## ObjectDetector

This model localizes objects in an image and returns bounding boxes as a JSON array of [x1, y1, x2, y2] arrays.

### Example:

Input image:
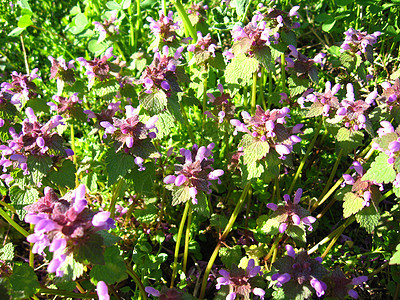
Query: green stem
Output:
[[243, 85, 248, 107], [162, 0, 167, 15], [134, 0, 142, 52], [179, 101, 196, 144], [29, 224, 34, 268], [20, 35, 30, 75], [126, 263, 148, 300], [251, 71, 257, 114], [170, 201, 190, 287], [183, 207, 193, 274], [38, 288, 95, 299], [265, 233, 283, 262], [259, 67, 266, 111], [322, 216, 355, 258], [171, 0, 197, 41], [0, 207, 29, 237], [288, 117, 323, 195], [268, 70, 273, 109], [113, 41, 127, 62], [201, 70, 208, 141], [70, 124, 78, 187], [128, 6, 135, 49], [199, 182, 251, 299], [280, 53, 286, 93], [109, 178, 125, 219]]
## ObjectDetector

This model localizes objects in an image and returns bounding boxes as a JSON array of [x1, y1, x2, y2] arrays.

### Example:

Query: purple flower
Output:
[[205, 84, 235, 124], [326, 269, 368, 299], [216, 259, 265, 299], [164, 144, 224, 205], [97, 281, 110, 300], [272, 245, 328, 298], [93, 11, 119, 43], [48, 56, 75, 85], [340, 28, 381, 54], [146, 10, 180, 42]]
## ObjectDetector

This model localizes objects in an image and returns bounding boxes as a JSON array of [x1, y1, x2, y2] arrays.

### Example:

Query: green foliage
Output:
[[8, 263, 40, 299], [0, 243, 14, 261], [73, 233, 105, 265], [335, 127, 364, 155], [90, 246, 128, 284], [105, 149, 135, 185], [9, 186, 39, 220], [362, 153, 396, 184], [342, 192, 364, 218], [225, 54, 259, 86], [219, 245, 243, 268]]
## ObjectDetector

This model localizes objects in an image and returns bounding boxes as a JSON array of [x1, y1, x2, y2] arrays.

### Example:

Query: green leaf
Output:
[[47, 159, 76, 189], [343, 192, 365, 218], [90, 246, 127, 284], [134, 204, 158, 224], [156, 111, 175, 139], [362, 152, 396, 184], [27, 155, 53, 186], [288, 76, 309, 97], [355, 204, 380, 233], [140, 90, 168, 114], [286, 225, 306, 245], [9, 263, 40, 299], [92, 80, 119, 100], [74, 233, 105, 265], [210, 213, 228, 230], [240, 135, 270, 165], [322, 19, 336, 32], [340, 51, 357, 72], [8, 27, 25, 37], [390, 243, 400, 265], [18, 14, 33, 28], [97, 230, 121, 247], [9, 186, 39, 221], [58, 255, 85, 281], [105, 149, 135, 185], [219, 245, 242, 268], [230, 0, 250, 16], [20, 0, 32, 11], [170, 185, 191, 206], [125, 162, 155, 194], [253, 46, 274, 71], [106, 1, 121, 10], [225, 54, 259, 86], [81, 172, 98, 193], [191, 192, 209, 217], [0, 243, 14, 261], [335, 127, 364, 155], [240, 160, 264, 182], [263, 152, 281, 182]]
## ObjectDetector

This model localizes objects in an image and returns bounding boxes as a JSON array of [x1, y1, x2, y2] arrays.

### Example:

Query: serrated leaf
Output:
[[140, 90, 168, 114], [92, 80, 119, 100], [9, 263, 40, 299], [390, 243, 400, 265], [27, 155, 53, 186], [240, 160, 264, 182], [288, 76, 308, 97], [58, 255, 85, 281], [219, 246, 242, 268], [362, 152, 396, 184], [253, 46, 275, 71], [208, 52, 226, 70], [171, 185, 191, 206], [105, 149, 135, 185], [0, 243, 14, 261], [343, 192, 365, 218], [97, 230, 121, 247], [191, 192, 209, 217], [355, 204, 380, 233], [225, 54, 259, 86], [134, 204, 158, 224], [336, 127, 364, 155], [126, 162, 155, 194], [155, 111, 175, 139], [81, 172, 98, 192], [90, 246, 127, 284], [74, 233, 105, 265], [231, 0, 250, 16], [46, 159, 76, 188], [306, 102, 324, 118], [261, 218, 280, 235], [210, 214, 228, 230], [340, 51, 357, 72], [286, 225, 306, 245], [263, 152, 281, 182], [9, 186, 39, 220], [240, 135, 270, 165]]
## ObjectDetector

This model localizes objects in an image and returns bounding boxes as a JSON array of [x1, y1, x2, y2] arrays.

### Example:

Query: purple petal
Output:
[[97, 281, 110, 300], [175, 174, 187, 186], [286, 245, 296, 258], [145, 286, 160, 297]]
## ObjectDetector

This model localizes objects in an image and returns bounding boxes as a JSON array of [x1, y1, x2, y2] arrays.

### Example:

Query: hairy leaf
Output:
[[362, 152, 396, 184], [343, 192, 364, 218], [9, 186, 39, 220], [90, 246, 127, 284], [225, 54, 259, 86], [9, 263, 40, 299]]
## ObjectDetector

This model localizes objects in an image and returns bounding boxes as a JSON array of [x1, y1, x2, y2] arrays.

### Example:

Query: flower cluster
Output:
[[205, 84, 235, 124], [138, 45, 183, 94], [284, 45, 325, 81], [84, 101, 121, 124], [77, 47, 119, 88], [298, 81, 341, 117], [340, 28, 381, 55], [187, 2, 208, 24], [100, 105, 158, 169], [381, 78, 400, 109], [48, 56, 76, 85], [48, 93, 82, 117], [93, 11, 119, 43], [263, 6, 301, 31], [266, 188, 316, 234], [230, 105, 302, 160], [325, 269, 368, 299], [216, 259, 265, 300], [341, 161, 383, 208], [272, 245, 328, 298], [146, 10, 180, 42], [0, 68, 39, 105], [164, 143, 224, 205], [187, 32, 219, 64], [24, 185, 115, 276], [0, 107, 71, 184]]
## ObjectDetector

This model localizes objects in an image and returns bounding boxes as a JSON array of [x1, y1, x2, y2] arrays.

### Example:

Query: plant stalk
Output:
[[0, 207, 29, 237], [183, 207, 193, 274], [251, 71, 257, 114]]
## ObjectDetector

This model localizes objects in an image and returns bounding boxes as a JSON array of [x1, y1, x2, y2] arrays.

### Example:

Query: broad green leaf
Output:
[[97, 230, 121, 247], [322, 19, 336, 32], [9, 186, 39, 220], [0, 243, 14, 261], [343, 192, 364, 218], [288, 76, 308, 97], [92, 80, 119, 100], [253, 46, 274, 71], [74, 233, 105, 265], [18, 15, 33, 28], [134, 204, 158, 224], [140, 90, 168, 114], [27, 155, 53, 186], [125, 162, 155, 194], [105, 149, 135, 185], [340, 51, 357, 72], [225, 54, 259, 86], [240, 135, 270, 165], [286, 225, 306, 245], [210, 214, 228, 230], [20, 0, 32, 11], [9, 263, 40, 299], [170, 185, 190, 206], [47, 159, 76, 189], [81, 172, 98, 193], [390, 244, 400, 265], [191, 192, 209, 217], [155, 111, 175, 139], [90, 246, 127, 284], [355, 205, 380, 233], [335, 127, 364, 155], [362, 152, 396, 184], [8, 27, 25, 37], [230, 0, 250, 16], [219, 245, 242, 268], [240, 160, 264, 182], [58, 255, 85, 281], [106, 1, 121, 10]]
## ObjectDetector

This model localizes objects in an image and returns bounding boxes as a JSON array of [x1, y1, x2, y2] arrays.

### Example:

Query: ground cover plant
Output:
[[1, 0, 400, 299]]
